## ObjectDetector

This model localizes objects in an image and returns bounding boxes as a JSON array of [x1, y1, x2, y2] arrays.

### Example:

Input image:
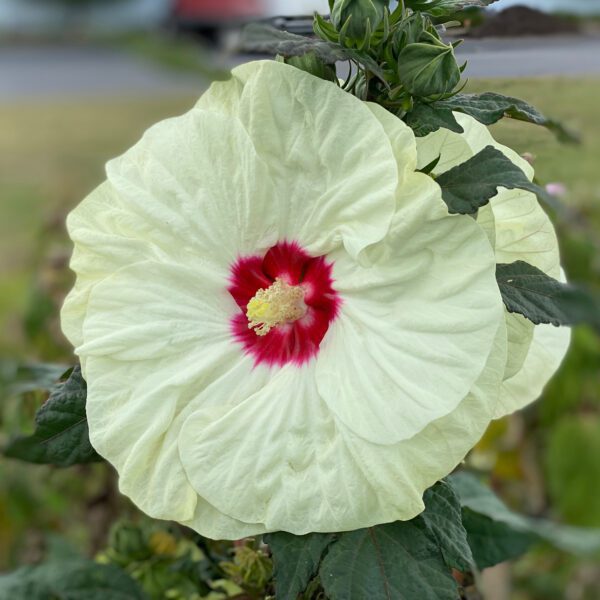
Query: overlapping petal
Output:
[[178, 320, 508, 534], [334, 317, 507, 525], [494, 323, 571, 419], [315, 173, 503, 444], [180, 366, 356, 533], [493, 271, 572, 419], [79, 260, 271, 521], [196, 60, 403, 261], [61, 110, 275, 351], [416, 113, 569, 416]]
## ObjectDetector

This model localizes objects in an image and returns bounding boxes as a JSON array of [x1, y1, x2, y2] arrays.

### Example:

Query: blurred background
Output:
[[1, 1, 599, 598]]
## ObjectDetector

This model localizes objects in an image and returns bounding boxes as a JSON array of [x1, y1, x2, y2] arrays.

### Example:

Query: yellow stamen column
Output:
[[246, 278, 307, 336]]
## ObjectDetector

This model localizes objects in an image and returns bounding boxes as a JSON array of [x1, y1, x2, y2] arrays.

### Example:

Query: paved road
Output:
[[1, 34, 599, 101], [456, 34, 600, 78], [0, 45, 204, 101]]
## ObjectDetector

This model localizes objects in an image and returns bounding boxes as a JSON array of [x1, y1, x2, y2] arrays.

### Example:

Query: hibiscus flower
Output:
[[63, 61, 521, 539]]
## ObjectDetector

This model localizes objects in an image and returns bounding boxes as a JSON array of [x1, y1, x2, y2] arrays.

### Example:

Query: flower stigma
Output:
[[246, 277, 307, 336]]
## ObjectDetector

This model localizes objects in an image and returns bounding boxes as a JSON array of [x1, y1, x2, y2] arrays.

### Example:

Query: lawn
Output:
[[470, 78, 600, 215], [0, 95, 196, 356]]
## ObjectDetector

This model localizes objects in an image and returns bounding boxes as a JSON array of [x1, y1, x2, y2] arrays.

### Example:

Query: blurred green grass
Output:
[[0, 95, 195, 357], [471, 78, 600, 241], [0, 77, 598, 595]]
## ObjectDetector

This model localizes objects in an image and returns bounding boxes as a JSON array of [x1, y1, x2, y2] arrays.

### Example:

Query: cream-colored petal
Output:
[[453, 112, 535, 179], [61, 182, 161, 349], [416, 124, 471, 174], [85, 346, 270, 524], [179, 366, 355, 533], [78, 259, 274, 523], [477, 204, 496, 249], [178, 364, 424, 534], [478, 177, 560, 392], [178, 322, 507, 535], [62, 110, 275, 350], [491, 188, 560, 279], [495, 323, 571, 419], [417, 115, 559, 278], [315, 174, 503, 444], [365, 102, 417, 180], [78, 260, 232, 361], [86, 353, 201, 521], [504, 313, 534, 379], [196, 60, 403, 260], [181, 498, 268, 540], [337, 318, 507, 522], [105, 109, 278, 265], [473, 185, 536, 384], [495, 270, 572, 418]]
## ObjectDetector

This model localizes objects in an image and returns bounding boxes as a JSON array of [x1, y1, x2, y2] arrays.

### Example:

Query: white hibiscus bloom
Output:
[[416, 112, 571, 418], [62, 60, 510, 539]]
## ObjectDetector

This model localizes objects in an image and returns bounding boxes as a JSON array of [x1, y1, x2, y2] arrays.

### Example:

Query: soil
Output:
[[469, 6, 580, 37]]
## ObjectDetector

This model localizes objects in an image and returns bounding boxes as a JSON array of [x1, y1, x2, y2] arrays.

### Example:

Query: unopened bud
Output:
[[109, 522, 151, 563], [331, 0, 388, 42]]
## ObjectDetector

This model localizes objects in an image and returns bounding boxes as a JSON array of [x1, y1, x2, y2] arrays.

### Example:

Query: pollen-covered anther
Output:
[[246, 277, 307, 336]]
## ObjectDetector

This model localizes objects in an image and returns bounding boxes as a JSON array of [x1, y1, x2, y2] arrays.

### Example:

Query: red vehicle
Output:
[[173, 0, 265, 28], [171, 1, 317, 43]]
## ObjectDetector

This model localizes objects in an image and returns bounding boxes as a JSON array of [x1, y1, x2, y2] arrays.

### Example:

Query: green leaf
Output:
[[397, 41, 461, 97], [45, 534, 84, 561], [435, 145, 557, 215], [267, 481, 473, 598], [265, 532, 335, 600], [455, 0, 500, 7], [436, 92, 579, 143], [460, 509, 534, 569], [0, 559, 147, 600], [319, 521, 458, 600], [421, 480, 474, 571], [4, 365, 102, 467], [418, 154, 442, 175], [241, 24, 387, 84], [496, 262, 600, 329], [405, 103, 464, 137], [450, 472, 600, 561], [405, 0, 499, 14]]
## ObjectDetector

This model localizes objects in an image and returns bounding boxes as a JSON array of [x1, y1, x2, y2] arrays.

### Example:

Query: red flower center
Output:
[[228, 241, 341, 367]]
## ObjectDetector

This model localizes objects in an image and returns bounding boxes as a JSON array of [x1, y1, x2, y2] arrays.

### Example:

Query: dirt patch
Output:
[[470, 6, 580, 37]]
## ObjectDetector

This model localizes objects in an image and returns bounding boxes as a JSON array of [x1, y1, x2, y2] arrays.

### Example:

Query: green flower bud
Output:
[[331, 0, 388, 42], [220, 543, 274, 591], [353, 72, 369, 100], [108, 522, 152, 564], [285, 52, 337, 83]]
